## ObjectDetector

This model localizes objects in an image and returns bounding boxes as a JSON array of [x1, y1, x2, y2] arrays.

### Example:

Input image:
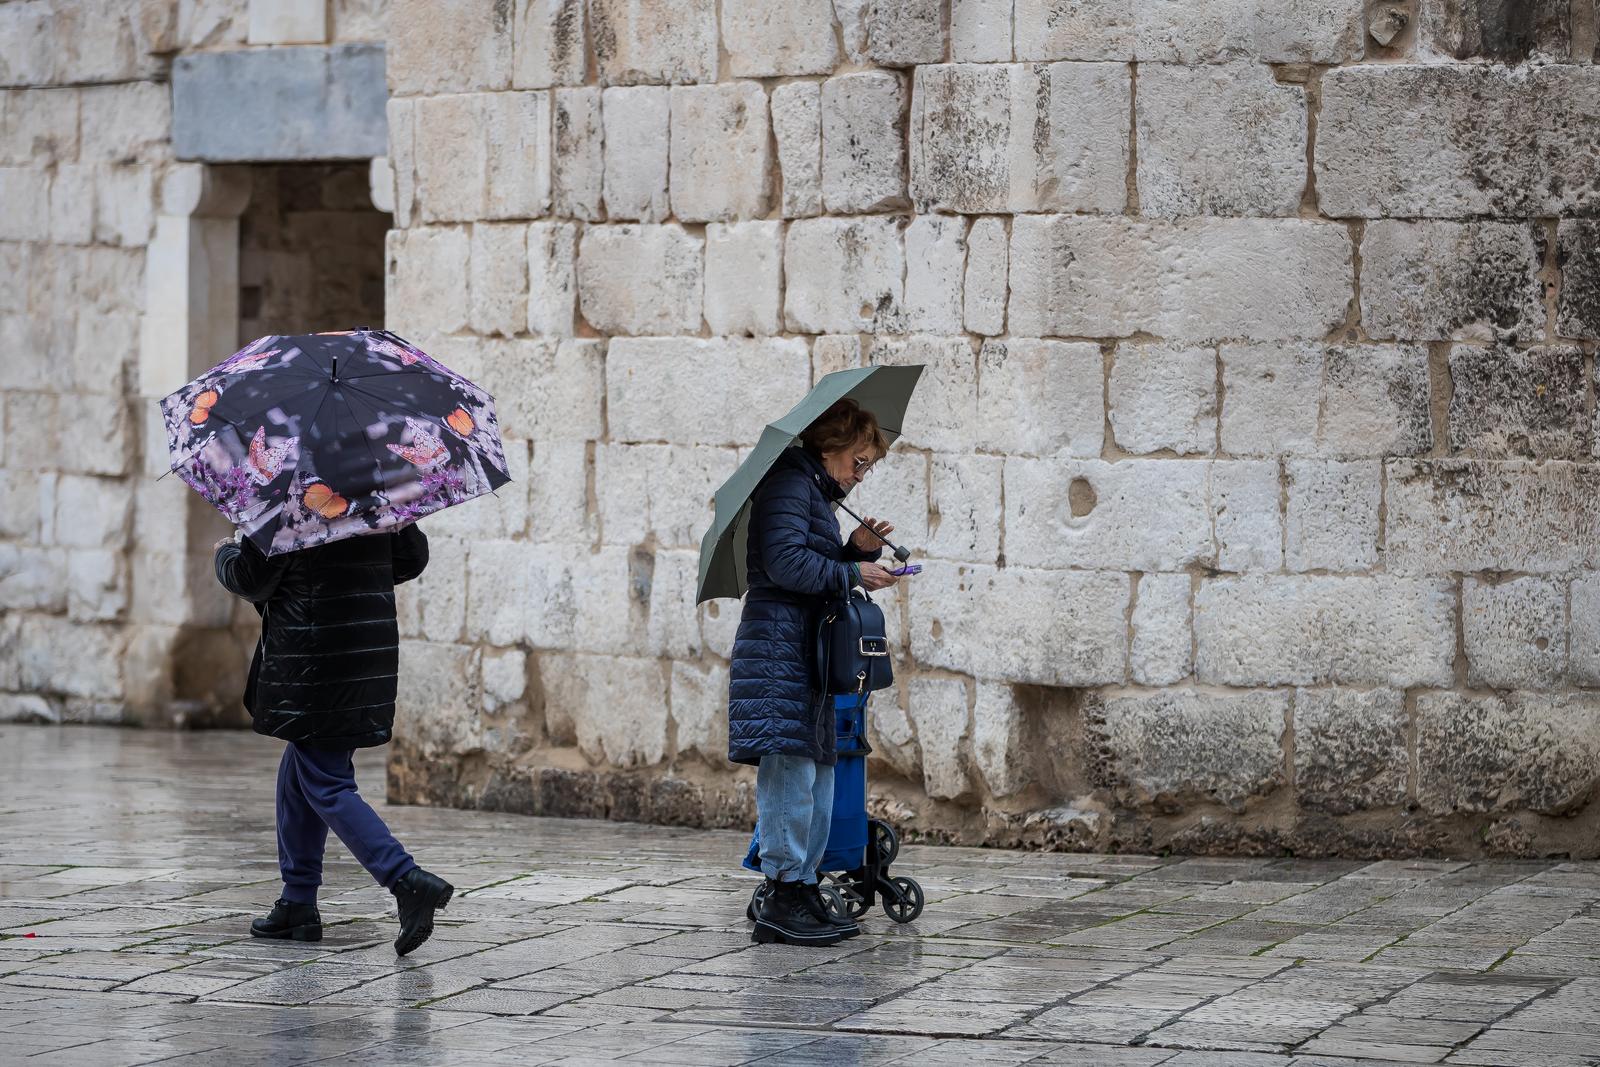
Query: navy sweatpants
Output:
[[276, 743, 415, 904]]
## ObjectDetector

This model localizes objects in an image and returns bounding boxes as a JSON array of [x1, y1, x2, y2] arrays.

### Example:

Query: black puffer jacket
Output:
[[214, 527, 428, 749]]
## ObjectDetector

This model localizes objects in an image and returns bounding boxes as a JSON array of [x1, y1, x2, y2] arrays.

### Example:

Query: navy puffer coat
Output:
[[727, 447, 881, 766]]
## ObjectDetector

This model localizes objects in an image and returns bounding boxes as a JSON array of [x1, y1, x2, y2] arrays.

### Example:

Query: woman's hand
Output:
[[213, 536, 235, 551], [858, 563, 900, 592], [850, 517, 894, 553]]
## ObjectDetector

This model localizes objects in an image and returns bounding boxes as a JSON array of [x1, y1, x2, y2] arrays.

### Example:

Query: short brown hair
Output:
[[800, 399, 890, 460]]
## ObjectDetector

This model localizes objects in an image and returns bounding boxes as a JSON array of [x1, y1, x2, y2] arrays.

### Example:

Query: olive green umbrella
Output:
[[696, 363, 924, 603]]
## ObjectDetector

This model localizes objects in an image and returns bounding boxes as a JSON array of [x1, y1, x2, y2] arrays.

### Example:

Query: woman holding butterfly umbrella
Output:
[[162, 327, 511, 957]]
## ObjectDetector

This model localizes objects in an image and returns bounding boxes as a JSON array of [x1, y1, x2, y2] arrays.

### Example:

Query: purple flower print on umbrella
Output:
[[161, 328, 512, 556]]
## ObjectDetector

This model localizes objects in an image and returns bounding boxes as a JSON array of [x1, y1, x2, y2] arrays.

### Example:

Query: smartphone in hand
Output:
[[889, 564, 922, 577]]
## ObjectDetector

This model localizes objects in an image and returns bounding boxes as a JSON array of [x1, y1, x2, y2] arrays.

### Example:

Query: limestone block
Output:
[[1004, 456, 1213, 571], [910, 62, 1129, 215], [1361, 221, 1544, 343], [964, 218, 1008, 336], [513, 0, 586, 88], [842, 449, 929, 555], [601, 86, 669, 221], [1136, 62, 1305, 218], [976, 339, 1102, 457], [48, 475, 131, 551], [595, 443, 740, 549], [386, 98, 415, 228], [813, 334, 865, 380], [1139, 0, 1364, 62], [1293, 687, 1408, 814], [1463, 576, 1566, 690], [869, 336, 979, 454], [699, 597, 740, 661], [552, 88, 603, 221], [79, 83, 170, 163], [1009, 216, 1351, 341], [472, 337, 602, 441], [396, 535, 466, 642], [973, 682, 1028, 797], [670, 83, 772, 223], [722, 0, 840, 76], [413, 95, 487, 224], [530, 438, 595, 544], [1109, 343, 1216, 456], [67, 549, 127, 622], [704, 221, 781, 337], [643, 548, 702, 658], [0, 168, 50, 241], [14, 616, 124, 700], [0, 546, 66, 613], [527, 221, 579, 337], [0, 87, 78, 164], [900, 216, 966, 336], [1417, 691, 1600, 815], [589, 0, 717, 85], [469, 223, 529, 338], [1449, 345, 1587, 460], [837, 0, 945, 66], [93, 164, 155, 248], [577, 224, 702, 335], [1420, 0, 1577, 61], [557, 653, 671, 767], [1212, 459, 1282, 572], [464, 540, 531, 648], [1285, 459, 1380, 573], [908, 676, 972, 800], [387, 0, 511, 94], [1085, 688, 1287, 811], [0, 695, 55, 724], [395, 641, 483, 756], [386, 227, 469, 337], [606, 336, 810, 447], [783, 216, 903, 333], [483, 91, 552, 220], [1557, 220, 1600, 340], [1131, 572, 1192, 686], [926, 454, 1004, 564], [57, 393, 130, 478], [1573, 574, 1600, 685], [248, 0, 328, 43], [0, 470, 39, 539], [821, 72, 907, 215], [909, 564, 1129, 686], [482, 647, 527, 717], [1319, 345, 1434, 459], [0, 2, 57, 86], [1317, 66, 1600, 218], [1385, 460, 1600, 575], [953, 0, 1014, 61], [671, 659, 729, 762], [771, 82, 822, 219], [1195, 575, 1456, 687], [867, 692, 922, 780]]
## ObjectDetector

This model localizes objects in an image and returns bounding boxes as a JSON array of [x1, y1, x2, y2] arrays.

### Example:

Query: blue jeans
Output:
[[754, 754, 835, 884], [276, 743, 416, 904]]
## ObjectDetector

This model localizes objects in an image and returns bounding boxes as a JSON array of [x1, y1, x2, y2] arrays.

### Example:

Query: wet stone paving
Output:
[[2, 727, 1599, 1066]]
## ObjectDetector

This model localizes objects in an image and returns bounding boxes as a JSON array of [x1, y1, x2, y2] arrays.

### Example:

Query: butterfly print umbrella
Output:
[[161, 328, 511, 556]]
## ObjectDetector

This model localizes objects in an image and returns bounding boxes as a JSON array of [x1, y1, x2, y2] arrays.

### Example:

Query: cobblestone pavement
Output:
[[2, 726, 1598, 1066]]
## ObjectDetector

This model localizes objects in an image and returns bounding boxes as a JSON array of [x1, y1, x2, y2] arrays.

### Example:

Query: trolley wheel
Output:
[[882, 876, 924, 924], [818, 884, 850, 921], [870, 819, 900, 867], [832, 873, 871, 918], [746, 881, 769, 922]]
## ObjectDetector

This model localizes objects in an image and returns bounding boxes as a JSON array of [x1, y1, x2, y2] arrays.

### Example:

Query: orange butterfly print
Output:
[[386, 418, 448, 470], [445, 406, 475, 437], [245, 426, 297, 486], [301, 481, 349, 519], [189, 389, 219, 425]]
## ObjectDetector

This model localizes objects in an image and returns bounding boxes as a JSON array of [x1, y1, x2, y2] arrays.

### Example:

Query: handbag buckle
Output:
[[858, 638, 888, 657]]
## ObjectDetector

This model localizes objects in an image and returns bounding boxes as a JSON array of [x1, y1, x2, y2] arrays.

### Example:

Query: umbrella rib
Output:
[[330, 384, 393, 499]]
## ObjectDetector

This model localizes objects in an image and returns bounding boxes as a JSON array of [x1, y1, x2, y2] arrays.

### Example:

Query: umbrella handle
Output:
[[835, 499, 912, 563]]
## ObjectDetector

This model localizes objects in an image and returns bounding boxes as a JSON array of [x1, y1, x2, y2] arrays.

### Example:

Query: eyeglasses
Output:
[[852, 456, 877, 478]]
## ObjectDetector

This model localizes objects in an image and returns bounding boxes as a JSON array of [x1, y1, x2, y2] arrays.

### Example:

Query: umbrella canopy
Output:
[[696, 363, 924, 603], [161, 328, 512, 556]]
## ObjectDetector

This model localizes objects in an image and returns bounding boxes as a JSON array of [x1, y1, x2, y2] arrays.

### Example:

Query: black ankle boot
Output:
[[803, 882, 861, 939], [752, 879, 844, 947], [391, 867, 453, 957], [250, 898, 322, 942]]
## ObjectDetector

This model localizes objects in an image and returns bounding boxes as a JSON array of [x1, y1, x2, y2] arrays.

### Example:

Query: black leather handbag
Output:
[[814, 578, 894, 698]]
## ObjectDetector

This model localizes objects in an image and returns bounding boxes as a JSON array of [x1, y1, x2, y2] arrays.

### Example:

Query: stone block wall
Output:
[[378, 0, 1600, 859]]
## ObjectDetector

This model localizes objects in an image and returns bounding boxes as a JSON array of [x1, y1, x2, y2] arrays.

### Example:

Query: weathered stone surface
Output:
[[0, 167, 48, 241], [397, 536, 467, 642], [1418, 692, 1600, 815], [1196, 575, 1456, 686], [1137, 63, 1305, 218], [544, 652, 670, 767], [589, 0, 717, 85], [1420, 0, 1577, 61], [704, 221, 781, 337], [783, 216, 903, 333], [975, 340, 1102, 458], [868, 336, 979, 454], [552, 87, 603, 221], [469, 223, 528, 338], [0, 545, 66, 613], [670, 83, 772, 223], [1463, 577, 1567, 690], [415, 92, 551, 222], [973, 682, 1028, 797], [1286, 459, 1381, 573], [1294, 687, 1408, 814], [527, 220, 578, 336], [1109, 343, 1216, 455], [1013, 0, 1135, 59], [1214, 460, 1285, 572], [606, 337, 810, 447], [821, 72, 907, 215], [771, 82, 822, 219], [837, 0, 945, 66], [952, 0, 1014, 61], [910, 63, 1130, 215], [600, 86, 669, 222], [1386, 460, 1600, 575], [596, 445, 739, 549], [1317, 66, 1600, 218], [722, 0, 839, 76], [388, 0, 510, 93], [577, 224, 702, 335], [1131, 573, 1193, 686], [48, 167, 90, 245], [396, 641, 483, 756], [1449, 345, 1587, 459], [1360, 221, 1544, 343], [1086, 689, 1287, 811], [12, 616, 124, 700], [386, 97, 416, 227], [812, 334, 865, 380], [902, 215, 966, 335], [513, 0, 586, 88], [908, 676, 973, 800], [93, 164, 154, 247], [1015, 0, 1363, 61], [79, 83, 169, 163], [0, 87, 78, 164], [1557, 220, 1600, 340], [670, 659, 729, 761], [463, 337, 602, 442], [385, 226, 469, 337], [1010, 216, 1351, 340], [1572, 575, 1600, 686], [925, 454, 1004, 564], [964, 217, 1008, 336], [910, 564, 1130, 686], [1221, 343, 1432, 458]]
